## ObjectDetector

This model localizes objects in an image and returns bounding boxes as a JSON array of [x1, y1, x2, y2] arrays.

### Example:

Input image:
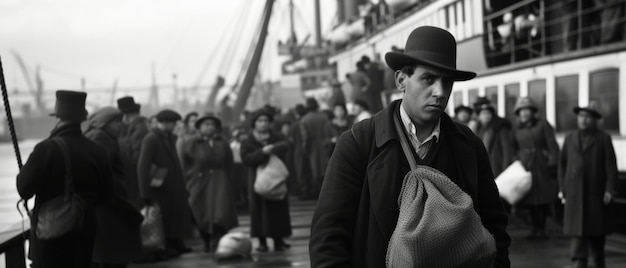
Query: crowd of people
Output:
[[14, 25, 619, 268]]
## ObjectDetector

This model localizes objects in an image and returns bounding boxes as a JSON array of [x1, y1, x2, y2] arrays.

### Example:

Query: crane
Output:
[[10, 50, 46, 114]]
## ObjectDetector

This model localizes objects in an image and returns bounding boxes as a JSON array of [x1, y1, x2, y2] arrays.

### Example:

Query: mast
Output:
[[232, 0, 275, 120], [314, 0, 322, 47]]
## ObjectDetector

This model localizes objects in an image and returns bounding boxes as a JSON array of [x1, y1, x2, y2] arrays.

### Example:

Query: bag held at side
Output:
[[254, 154, 289, 200], [140, 204, 166, 253], [495, 160, 532, 204]]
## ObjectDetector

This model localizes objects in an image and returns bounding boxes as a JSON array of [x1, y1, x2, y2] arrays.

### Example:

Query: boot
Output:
[[256, 237, 269, 252], [274, 238, 291, 251]]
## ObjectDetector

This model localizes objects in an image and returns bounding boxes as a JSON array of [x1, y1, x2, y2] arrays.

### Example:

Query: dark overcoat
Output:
[[558, 129, 617, 236], [240, 131, 293, 238], [119, 116, 149, 208], [17, 123, 114, 268], [299, 111, 330, 180], [84, 127, 143, 263], [512, 119, 560, 205], [477, 117, 515, 176], [179, 134, 238, 234], [309, 100, 511, 268], [137, 129, 193, 239]]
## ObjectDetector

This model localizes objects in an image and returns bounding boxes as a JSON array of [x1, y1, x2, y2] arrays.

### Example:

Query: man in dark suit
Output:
[[17, 90, 114, 268], [117, 96, 149, 208], [310, 26, 511, 267]]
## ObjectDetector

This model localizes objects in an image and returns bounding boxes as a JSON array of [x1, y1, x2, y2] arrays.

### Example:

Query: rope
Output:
[[0, 54, 29, 244]]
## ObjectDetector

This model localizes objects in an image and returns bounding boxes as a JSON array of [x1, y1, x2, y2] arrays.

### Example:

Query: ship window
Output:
[[485, 86, 499, 112], [453, 91, 463, 109], [528, 79, 547, 119], [445, 6, 450, 28], [461, 0, 466, 22], [589, 68, 620, 132], [555, 75, 579, 132], [505, 83, 520, 123], [468, 88, 479, 108]]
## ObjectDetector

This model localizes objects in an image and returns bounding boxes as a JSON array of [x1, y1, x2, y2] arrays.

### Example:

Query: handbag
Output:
[[385, 114, 496, 268], [254, 154, 289, 200], [495, 160, 532, 204], [35, 137, 87, 240], [140, 204, 166, 253]]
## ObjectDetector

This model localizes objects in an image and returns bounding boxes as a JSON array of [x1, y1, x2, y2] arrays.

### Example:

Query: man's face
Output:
[[158, 121, 177, 132], [456, 111, 471, 123], [478, 109, 493, 125], [577, 111, 597, 130], [396, 65, 454, 125], [518, 108, 534, 123]]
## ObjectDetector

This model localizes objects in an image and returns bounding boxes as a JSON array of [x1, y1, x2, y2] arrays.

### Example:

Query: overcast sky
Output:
[[0, 0, 336, 106]]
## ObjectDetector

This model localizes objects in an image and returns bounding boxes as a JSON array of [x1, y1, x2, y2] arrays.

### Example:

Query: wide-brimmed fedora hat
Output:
[[117, 96, 141, 114], [514, 97, 538, 115], [195, 112, 222, 129], [385, 26, 476, 81], [574, 101, 602, 119]]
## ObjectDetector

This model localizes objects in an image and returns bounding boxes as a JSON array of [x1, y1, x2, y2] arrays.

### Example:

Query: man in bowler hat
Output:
[[137, 110, 194, 257], [117, 96, 149, 208], [17, 90, 114, 267], [558, 102, 617, 268], [310, 26, 510, 267]]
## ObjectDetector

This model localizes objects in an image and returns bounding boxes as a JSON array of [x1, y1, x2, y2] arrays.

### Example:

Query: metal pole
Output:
[[0, 55, 23, 169]]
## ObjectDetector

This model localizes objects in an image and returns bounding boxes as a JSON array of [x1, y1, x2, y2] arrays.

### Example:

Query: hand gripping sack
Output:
[[140, 204, 165, 253], [36, 138, 87, 240], [254, 154, 289, 200], [495, 160, 532, 204]]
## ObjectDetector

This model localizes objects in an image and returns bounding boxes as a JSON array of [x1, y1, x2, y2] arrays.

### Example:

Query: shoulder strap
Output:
[[52, 137, 74, 197], [392, 111, 417, 170]]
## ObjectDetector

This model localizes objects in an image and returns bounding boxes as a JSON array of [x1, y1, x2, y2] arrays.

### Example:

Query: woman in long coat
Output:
[[558, 104, 617, 267], [137, 110, 194, 256], [475, 103, 514, 177], [511, 98, 559, 239], [323, 102, 352, 157], [241, 109, 293, 252], [84, 107, 143, 267], [179, 113, 238, 252]]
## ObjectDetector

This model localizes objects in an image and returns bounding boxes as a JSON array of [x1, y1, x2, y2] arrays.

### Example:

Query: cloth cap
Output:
[[50, 90, 88, 121], [385, 26, 476, 81], [514, 97, 538, 115], [87, 107, 122, 129], [116, 96, 141, 114], [155, 109, 182, 122]]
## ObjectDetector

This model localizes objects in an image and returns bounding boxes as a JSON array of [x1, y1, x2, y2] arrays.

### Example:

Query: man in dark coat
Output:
[[17, 90, 114, 268], [361, 55, 385, 113], [475, 102, 515, 177], [84, 107, 143, 266], [558, 102, 617, 268], [117, 96, 149, 208], [137, 110, 193, 256], [298, 98, 331, 199], [310, 26, 510, 267]]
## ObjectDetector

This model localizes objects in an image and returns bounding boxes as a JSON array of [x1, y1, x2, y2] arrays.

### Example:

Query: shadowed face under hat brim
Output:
[[195, 115, 221, 129], [574, 107, 602, 119], [385, 51, 476, 81]]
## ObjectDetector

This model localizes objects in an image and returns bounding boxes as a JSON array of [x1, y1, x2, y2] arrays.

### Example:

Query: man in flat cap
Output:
[[117, 96, 149, 208], [310, 26, 510, 267], [558, 102, 617, 268], [137, 109, 193, 257], [17, 90, 114, 267]]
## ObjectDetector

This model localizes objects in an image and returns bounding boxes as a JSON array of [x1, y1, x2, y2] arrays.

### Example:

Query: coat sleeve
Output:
[[137, 135, 155, 200], [473, 135, 511, 268], [309, 130, 366, 268], [602, 134, 618, 195], [240, 139, 270, 168], [543, 121, 560, 167], [16, 141, 55, 199], [558, 135, 571, 195], [499, 125, 514, 172]]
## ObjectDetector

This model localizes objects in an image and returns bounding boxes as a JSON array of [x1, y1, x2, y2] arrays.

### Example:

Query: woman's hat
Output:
[[573, 101, 602, 119], [116, 96, 141, 114], [250, 108, 274, 128], [195, 112, 222, 129], [385, 26, 476, 81], [49, 90, 88, 121], [475, 103, 496, 115], [454, 105, 473, 115], [155, 109, 182, 122], [514, 97, 538, 115]]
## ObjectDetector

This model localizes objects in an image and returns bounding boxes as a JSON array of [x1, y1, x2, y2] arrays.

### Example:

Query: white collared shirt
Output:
[[400, 101, 440, 159]]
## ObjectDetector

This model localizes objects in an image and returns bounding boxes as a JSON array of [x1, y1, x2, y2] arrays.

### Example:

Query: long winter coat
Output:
[[512, 118, 560, 205], [119, 116, 149, 208], [137, 129, 193, 239], [310, 100, 511, 268], [17, 123, 114, 268], [558, 129, 617, 236], [179, 134, 238, 234], [240, 131, 293, 238], [477, 117, 515, 177], [84, 127, 143, 263], [299, 110, 330, 180]]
